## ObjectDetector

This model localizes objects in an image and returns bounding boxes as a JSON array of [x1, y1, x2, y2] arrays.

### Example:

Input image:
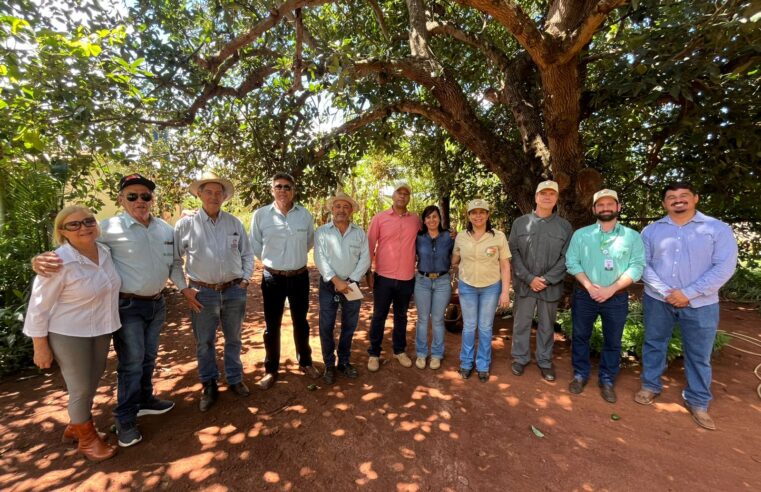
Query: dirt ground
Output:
[[1, 267, 760, 491]]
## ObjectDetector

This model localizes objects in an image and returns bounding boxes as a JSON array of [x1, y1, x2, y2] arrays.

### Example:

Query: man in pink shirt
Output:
[[366, 182, 420, 372]]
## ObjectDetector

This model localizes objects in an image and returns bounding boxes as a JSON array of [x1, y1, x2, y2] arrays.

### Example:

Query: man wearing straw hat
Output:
[[636, 182, 737, 430], [314, 191, 370, 385], [175, 172, 254, 412]]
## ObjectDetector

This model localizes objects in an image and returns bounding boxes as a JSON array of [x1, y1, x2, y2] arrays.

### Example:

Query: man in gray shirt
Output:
[[508, 180, 573, 381]]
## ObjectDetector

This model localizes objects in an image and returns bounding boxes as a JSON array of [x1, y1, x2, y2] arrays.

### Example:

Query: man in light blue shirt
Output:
[[314, 191, 370, 385], [250, 172, 318, 390], [176, 173, 254, 412], [635, 182, 737, 430]]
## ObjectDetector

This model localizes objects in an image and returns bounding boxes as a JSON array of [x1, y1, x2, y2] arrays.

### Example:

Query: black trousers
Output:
[[367, 273, 415, 357]]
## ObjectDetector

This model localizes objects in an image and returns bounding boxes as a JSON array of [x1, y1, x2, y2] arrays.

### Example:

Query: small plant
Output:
[[720, 267, 761, 304]]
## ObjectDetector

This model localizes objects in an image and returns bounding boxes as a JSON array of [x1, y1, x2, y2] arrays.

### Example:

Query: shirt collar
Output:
[[270, 201, 301, 216], [659, 210, 707, 225], [120, 212, 151, 228], [384, 207, 410, 217], [532, 211, 556, 222], [596, 221, 621, 234], [198, 207, 224, 222]]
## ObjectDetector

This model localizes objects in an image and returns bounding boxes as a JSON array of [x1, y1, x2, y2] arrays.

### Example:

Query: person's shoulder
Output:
[[55, 244, 78, 264]]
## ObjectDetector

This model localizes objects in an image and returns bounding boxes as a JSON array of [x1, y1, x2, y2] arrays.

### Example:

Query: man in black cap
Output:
[[33, 173, 186, 448]]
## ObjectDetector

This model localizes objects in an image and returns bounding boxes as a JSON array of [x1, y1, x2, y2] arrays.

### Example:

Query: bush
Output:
[[720, 267, 761, 304], [557, 300, 729, 362]]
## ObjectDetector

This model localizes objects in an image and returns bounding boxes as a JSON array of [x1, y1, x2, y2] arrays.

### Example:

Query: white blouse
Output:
[[23, 242, 121, 338]]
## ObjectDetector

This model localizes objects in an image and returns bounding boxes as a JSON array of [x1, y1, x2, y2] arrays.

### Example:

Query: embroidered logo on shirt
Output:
[[485, 246, 497, 257]]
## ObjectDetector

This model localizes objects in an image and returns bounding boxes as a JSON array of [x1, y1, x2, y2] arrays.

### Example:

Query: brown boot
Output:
[[71, 420, 117, 461], [62, 423, 106, 444]]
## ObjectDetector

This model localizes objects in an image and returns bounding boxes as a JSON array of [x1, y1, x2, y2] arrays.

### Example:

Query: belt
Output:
[[191, 278, 242, 291], [264, 266, 308, 277], [119, 292, 163, 301], [578, 284, 628, 297], [418, 270, 449, 279]]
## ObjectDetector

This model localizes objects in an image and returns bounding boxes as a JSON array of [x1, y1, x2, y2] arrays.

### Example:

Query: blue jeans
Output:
[[458, 280, 501, 372], [641, 294, 719, 410], [368, 274, 415, 357], [112, 297, 166, 424], [571, 287, 628, 385], [318, 279, 362, 368], [190, 284, 247, 385], [414, 273, 451, 359]]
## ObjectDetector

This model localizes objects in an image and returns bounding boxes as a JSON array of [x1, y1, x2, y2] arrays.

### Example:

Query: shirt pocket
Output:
[[227, 234, 241, 251]]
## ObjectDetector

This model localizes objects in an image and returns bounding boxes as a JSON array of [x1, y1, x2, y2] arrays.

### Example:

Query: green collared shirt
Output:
[[565, 222, 645, 287]]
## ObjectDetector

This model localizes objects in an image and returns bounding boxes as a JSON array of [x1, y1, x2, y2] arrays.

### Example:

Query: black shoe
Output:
[[115, 420, 142, 448], [539, 366, 556, 381], [478, 371, 489, 382], [337, 363, 359, 379], [137, 397, 175, 417], [459, 367, 472, 379], [229, 381, 250, 397], [568, 377, 587, 394], [323, 368, 336, 385], [599, 382, 617, 403], [511, 362, 525, 376], [199, 380, 219, 412]]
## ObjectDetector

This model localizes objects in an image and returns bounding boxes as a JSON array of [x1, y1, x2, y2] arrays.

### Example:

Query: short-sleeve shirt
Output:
[[453, 230, 511, 288]]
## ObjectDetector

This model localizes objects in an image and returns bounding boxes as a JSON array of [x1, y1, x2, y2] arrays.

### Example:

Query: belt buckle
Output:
[[429, 273, 440, 279]]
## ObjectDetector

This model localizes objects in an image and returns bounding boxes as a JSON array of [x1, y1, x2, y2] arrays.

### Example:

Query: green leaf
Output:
[[530, 425, 545, 438]]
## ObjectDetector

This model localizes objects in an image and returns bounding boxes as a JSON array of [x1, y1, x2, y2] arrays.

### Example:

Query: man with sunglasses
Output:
[[250, 172, 319, 390], [33, 173, 186, 448]]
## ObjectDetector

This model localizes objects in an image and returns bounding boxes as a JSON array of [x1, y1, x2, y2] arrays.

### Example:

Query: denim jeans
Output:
[[571, 287, 628, 385], [261, 270, 312, 374], [414, 273, 451, 359], [641, 294, 720, 410], [112, 297, 166, 424], [368, 274, 415, 357], [458, 280, 501, 372], [190, 284, 247, 385], [318, 279, 362, 368]]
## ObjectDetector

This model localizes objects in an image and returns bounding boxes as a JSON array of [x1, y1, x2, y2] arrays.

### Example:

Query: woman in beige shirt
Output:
[[451, 199, 511, 382]]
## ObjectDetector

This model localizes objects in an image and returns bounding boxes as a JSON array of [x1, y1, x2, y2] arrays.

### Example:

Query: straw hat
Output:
[[189, 172, 234, 201]]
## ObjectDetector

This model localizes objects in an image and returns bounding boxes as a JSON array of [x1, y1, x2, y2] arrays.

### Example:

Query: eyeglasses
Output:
[[273, 184, 293, 191], [125, 192, 153, 202], [61, 217, 98, 231]]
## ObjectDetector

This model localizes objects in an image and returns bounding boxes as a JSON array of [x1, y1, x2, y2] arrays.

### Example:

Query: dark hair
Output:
[[418, 205, 446, 235], [271, 172, 296, 186], [466, 218, 495, 236], [662, 181, 697, 200]]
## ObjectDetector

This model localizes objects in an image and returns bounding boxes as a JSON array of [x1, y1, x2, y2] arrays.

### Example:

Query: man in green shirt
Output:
[[565, 189, 645, 403]]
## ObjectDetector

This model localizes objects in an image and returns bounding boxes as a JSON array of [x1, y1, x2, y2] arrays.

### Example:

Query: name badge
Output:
[[604, 258, 614, 271]]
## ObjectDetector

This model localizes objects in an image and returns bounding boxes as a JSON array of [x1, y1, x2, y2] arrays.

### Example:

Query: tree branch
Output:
[[367, 0, 391, 41], [427, 20, 511, 72], [560, 0, 627, 64]]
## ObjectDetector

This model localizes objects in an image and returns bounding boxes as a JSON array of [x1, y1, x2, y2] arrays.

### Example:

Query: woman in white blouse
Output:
[[24, 205, 121, 461]]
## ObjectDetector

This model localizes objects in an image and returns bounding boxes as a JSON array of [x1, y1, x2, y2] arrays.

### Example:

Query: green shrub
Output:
[[557, 300, 729, 362], [720, 267, 761, 303]]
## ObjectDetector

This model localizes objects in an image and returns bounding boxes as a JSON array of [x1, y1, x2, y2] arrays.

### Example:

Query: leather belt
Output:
[[119, 292, 163, 301], [265, 266, 308, 277], [578, 284, 628, 297], [418, 271, 449, 279], [191, 278, 242, 291]]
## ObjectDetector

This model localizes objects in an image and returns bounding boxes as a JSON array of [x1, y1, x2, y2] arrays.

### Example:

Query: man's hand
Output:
[[32, 252, 63, 277], [530, 277, 547, 292], [181, 287, 204, 313], [588, 284, 616, 303], [332, 277, 350, 294], [366, 271, 374, 291], [665, 289, 690, 308]]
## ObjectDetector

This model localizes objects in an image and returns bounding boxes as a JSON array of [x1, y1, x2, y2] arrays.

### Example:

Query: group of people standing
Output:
[[24, 172, 737, 462]]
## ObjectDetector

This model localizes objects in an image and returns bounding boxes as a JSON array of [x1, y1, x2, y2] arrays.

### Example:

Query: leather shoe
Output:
[[229, 381, 250, 397], [539, 366, 556, 381], [300, 365, 321, 379], [337, 363, 359, 379], [478, 371, 489, 382], [599, 382, 617, 403], [511, 362, 525, 376], [459, 367, 472, 379], [323, 368, 336, 385], [256, 373, 277, 390], [568, 377, 587, 394], [199, 380, 219, 412], [634, 388, 658, 405], [684, 402, 716, 430]]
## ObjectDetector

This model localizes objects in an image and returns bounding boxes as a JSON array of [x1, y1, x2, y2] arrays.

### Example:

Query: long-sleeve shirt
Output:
[[509, 212, 573, 302], [367, 208, 419, 281], [416, 231, 454, 274], [566, 222, 645, 287], [641, 211, 737, 307], [250, 202, 314, 270], [175, 208, 254, 284], [24, 243, 121, 337], [314, 221, 370, 283], [99, 213, 187, 294], [453, 230, 511, 288]]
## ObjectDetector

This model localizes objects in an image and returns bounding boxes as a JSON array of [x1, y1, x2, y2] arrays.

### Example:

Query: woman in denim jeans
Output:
[[451, 199, 512, 382], [414, 206, 454, 370]]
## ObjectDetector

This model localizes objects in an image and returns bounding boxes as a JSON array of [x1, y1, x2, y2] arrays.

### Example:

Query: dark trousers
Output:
[[367, 273, 415, 357], [318, 279, 362, 368], [261, 269, 312, 374]]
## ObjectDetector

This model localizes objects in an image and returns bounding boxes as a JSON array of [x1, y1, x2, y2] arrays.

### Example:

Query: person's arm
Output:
[[349, 231, 371, 284], [313, 228, 336, 281], [365, 215, 380, 289], [565, 231, 585, 280], [499, 258, 512, 308], [542, 221, 573, 285], [32, 337, 54, 369], [306, 210, 315, 252], [593, 231, 643, 303], [238, 220, 255, 287], [640, 225, 672, 297], [175, 218, 203, 313], [508, 220, 535, 286], [249, 209, 264, 261], [678, 223, 739, 302], [23, 271, 65, 339], [31, 251, 62, 278]]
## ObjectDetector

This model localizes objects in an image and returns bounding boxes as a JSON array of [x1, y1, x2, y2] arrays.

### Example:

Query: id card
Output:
[[604, 258, 614, 271]]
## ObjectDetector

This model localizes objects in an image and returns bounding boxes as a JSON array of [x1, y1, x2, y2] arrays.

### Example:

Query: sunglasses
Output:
[[125, 192, 153, 202], [273, 184, 293, 191], [61, 217, 98, 231]]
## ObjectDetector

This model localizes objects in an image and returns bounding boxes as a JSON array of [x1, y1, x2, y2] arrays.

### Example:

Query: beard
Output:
[[594, 211, 619, 222]]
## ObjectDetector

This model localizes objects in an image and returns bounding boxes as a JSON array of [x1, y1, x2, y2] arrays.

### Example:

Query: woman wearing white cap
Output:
[[451, 199, 512, 382]]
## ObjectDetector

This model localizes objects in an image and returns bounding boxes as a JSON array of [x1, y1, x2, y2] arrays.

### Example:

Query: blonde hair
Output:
[[52, 205, 97, 246]]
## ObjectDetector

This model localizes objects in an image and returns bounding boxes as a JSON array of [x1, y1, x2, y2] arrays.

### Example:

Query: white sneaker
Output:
[[429, 357, 441, 370], [415, 356, 426, 369], [394, 353, 413, 368], [367, 356, 380, 372]]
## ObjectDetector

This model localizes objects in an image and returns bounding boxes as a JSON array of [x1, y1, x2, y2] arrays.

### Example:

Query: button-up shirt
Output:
[[416, 231, 454, 274], [175, 208, 254, 284], [99, 213, 187, 294], [566, 222, 645, 287], [24, 243, 121, 337], [367, 208, 419, 281], [314, 221, 370, 282], [453, 230, 511, 288], [509, 212, 573, 302], [641, 211, 737, 307], [250, 202, 314, 270]]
